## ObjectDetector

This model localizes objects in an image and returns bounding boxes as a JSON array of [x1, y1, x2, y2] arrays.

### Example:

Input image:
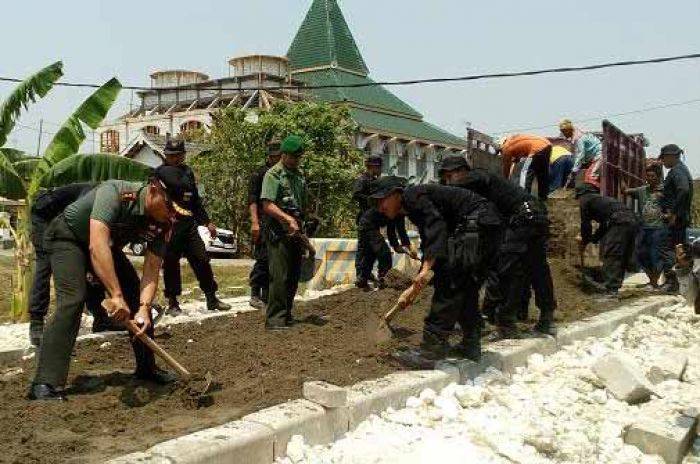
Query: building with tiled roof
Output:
[[98, 0, 479, 179]]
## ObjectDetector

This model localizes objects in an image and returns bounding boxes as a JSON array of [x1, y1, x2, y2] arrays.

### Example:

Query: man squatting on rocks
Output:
[[28, 182, 120, 347], [28, 170, 190, 401], [157, 140, 230, 315], [248, 139, 282, 309], [260, 135, 313, 330], [352, 155, 416, 290], [438, 156, 557, 340], [371, 176, 502, 361]]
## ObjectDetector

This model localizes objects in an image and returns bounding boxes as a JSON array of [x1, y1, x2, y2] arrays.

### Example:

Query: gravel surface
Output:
[[281, 301, 700, 464]]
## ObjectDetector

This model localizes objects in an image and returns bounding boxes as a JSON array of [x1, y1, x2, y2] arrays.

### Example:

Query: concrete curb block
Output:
[[435, 295, 678, 384], [107, 296, 677, 464], [107, 371, 455, 464]]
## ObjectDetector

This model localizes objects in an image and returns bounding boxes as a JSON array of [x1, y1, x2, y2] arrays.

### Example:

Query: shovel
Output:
[[101, 300, 213, 402], [374, 271, 433, 343]]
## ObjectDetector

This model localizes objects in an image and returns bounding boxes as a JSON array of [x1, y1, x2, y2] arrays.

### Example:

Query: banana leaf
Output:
[[13, 158, 41, 181], [0, 147, 34, 163], [31, 78, 122, 194], [39, 153, 152, 188], [0, 151, 26, 200], [0, 62, 63, 147]]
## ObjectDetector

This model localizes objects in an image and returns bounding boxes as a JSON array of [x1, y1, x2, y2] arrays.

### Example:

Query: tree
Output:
[[0, 62, 150, 320], [190, 101, 363, 251]]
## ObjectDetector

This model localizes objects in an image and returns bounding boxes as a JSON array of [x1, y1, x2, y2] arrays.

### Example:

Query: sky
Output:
[[1, 0, 699, 173]]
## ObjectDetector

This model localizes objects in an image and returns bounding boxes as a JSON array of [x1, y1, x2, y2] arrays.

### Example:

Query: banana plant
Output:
[[0, 62, 149, 320]]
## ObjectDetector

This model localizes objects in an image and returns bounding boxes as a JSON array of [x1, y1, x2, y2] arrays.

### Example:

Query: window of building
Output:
[[432, 151, 444, 180], [143, 125, 160, 136], [100, 130, 119, 153], [415, 149, 427, 181], [380, 140, 392, 175], [180, 120, 203, 134]]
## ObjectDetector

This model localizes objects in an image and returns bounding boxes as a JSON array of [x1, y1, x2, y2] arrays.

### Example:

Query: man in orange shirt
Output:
[[499, 134, 553, 201]]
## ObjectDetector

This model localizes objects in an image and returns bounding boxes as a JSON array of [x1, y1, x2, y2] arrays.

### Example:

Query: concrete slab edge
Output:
[[106, 295, 678, 464]]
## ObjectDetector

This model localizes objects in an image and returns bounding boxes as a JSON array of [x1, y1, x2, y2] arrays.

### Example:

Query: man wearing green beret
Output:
[[260, 135, 309, 329]]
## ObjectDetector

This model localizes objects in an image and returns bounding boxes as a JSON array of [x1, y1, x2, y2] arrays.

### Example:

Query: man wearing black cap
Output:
[[28, 175, 183, 400], [261, 135, 309, 329], [658, 144, 693, 293], [372, 176, 501, 362], [438, 156, 557, 339], [353, 155, 414, 289], [247, 140, 282, 309], [157, 140, 230, 314], [575, 183, 638, 300]]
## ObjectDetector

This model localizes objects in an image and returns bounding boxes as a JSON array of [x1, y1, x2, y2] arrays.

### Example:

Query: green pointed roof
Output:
[[287, 0, 468, 149], [287, 0, 369, 75]]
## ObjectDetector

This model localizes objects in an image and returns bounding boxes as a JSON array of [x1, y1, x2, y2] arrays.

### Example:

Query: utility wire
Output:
[[492, 97, 700, 135], [0, 53, 698, 92]]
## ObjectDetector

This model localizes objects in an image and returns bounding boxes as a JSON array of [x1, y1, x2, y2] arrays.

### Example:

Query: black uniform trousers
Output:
[[496, 208, 556, 327], [599, 219, 638, 291], [425, 260, 481, 343], [521, 146, 552, 201], [355, 228, 392, 283], [249, 234, 270, 302], [34, 216, 155, 387], [29, 213, 108, 325], [163, 218, 217, 299], [266, 234, 303, 325]]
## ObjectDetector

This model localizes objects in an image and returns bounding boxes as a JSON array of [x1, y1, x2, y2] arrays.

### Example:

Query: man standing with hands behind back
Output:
[[248, 139, 282, 309], [157, 139, 231, 315]]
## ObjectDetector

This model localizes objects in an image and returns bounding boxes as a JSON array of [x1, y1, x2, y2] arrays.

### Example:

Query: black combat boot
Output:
[[28, 383, 66, 401], [418, 331, 450, 360], [206, 293, 231, 311], [452, 326, 482, 362], [29, 318, 44, 347], [486, 324, 521, 342], [134, 368, 176, 385], [166, 297, 183, 316], [532, 319, 557, 337]]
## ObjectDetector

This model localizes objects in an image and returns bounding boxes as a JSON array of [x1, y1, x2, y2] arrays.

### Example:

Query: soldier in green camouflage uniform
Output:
[[29, 170, 188, 401], [260, 135, 308, 330]]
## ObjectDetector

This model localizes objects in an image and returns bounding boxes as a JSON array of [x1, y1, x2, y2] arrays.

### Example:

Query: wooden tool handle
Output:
[[125, 320, 191, 380]]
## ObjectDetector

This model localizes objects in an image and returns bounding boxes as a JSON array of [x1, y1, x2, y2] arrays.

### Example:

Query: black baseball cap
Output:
[[369, 176, 406, 199], [659, 144, 683, 157], [163, 140, 186, 156], [154, 165, 193, 216], [438, 156, 470, 173]]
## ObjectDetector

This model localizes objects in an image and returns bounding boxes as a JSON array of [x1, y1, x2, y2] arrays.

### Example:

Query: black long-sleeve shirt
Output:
[[352, 172, 377, 224], [453, 168, 533, 217], [579, 193, 630, 245], [155, 164, 210, 225], [358, 209, 411, 249], [401, 184, 495, 261], [662, 162, 693, 228]]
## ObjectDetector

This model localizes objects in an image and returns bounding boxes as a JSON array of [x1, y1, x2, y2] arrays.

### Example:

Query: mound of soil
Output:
[[0, 263, 632, 463]]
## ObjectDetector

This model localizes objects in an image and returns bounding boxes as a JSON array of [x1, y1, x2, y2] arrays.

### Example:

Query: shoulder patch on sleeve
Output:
[[121, 191, 137, 202]]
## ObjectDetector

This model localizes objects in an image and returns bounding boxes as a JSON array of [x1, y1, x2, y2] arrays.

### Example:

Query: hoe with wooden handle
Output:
[[375, 271, 433, 343], [101, 299, 213, 400]]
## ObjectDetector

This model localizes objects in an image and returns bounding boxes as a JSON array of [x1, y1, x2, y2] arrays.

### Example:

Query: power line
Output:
[[0, 53, 698, 92], [492, 97, 700, 135]]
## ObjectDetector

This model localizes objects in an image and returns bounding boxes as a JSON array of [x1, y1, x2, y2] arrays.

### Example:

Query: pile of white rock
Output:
[[281, 303, 700, 464]]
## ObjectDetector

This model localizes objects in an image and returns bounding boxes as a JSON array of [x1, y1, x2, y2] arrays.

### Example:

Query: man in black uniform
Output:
[[372, 177, 501, 361], [28, 183, 117, 347], [157, 140, 231, 314], [353, 155, 415, 289], [576, 183, 638, 300], [248, 140, 282, 309], [658, 143, 693, 294], [438, 156, 557, 339], [28, 172, 186, 400]]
